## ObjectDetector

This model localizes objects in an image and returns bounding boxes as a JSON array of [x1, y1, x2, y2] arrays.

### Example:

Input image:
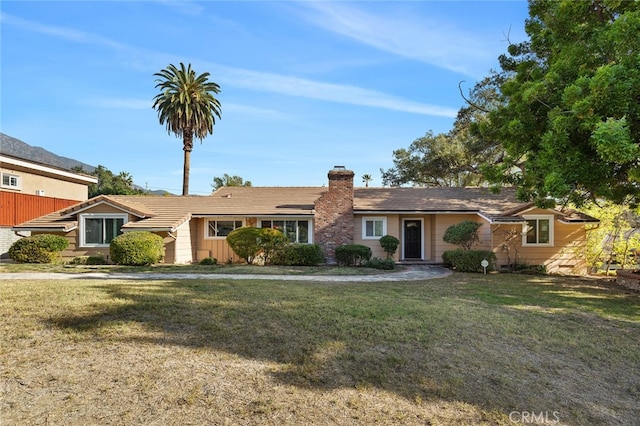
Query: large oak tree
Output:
[[381, 76, 504, 187], [481, 0, 640, 207]]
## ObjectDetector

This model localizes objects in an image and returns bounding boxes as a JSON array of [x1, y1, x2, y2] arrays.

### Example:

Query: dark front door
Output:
[[404, 220, 422, 259]]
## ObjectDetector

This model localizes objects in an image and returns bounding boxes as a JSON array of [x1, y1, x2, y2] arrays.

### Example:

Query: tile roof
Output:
[[205, 187, 326, 216], [557, 208, 600, 223], [61, 195, 158, 218], [12, 188, 328, 232], [11, 208, 78, 232], [12, 186, 598, 232], [354, 187, 524, 218]]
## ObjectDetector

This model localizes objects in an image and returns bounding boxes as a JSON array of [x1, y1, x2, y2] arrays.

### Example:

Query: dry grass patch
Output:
[[1, 273, 639, 425]]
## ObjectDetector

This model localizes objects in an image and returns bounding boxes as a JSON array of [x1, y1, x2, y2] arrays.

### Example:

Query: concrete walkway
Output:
[[0, 265, 451, 282]]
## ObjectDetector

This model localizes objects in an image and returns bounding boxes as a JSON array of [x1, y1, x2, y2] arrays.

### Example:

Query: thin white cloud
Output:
[[2, 11, 457, 118], [293, 2, 493, 77], [222, 103, 288, 119], [0, 12, 128, 51], [212, 65, 458, 117], [83, 97, 288, 118]]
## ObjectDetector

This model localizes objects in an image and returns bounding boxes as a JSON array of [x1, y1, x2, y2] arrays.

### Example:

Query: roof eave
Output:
[[0, 154, 98, 185], [192, 213, 315, 217], [12, 225, 77, 233], [489, 219, 527, 225], [63, 198, 154, 219], [558, 219, 600, 224], [354, 209, 483, 215], [121, 227, 174, 233]]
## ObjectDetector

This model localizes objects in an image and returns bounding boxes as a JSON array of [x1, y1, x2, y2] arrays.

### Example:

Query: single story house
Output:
[[13, 166, 599, 274]]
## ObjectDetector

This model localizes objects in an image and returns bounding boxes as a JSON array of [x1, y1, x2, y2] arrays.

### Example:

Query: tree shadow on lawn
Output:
[[46, 276, 640, 425]]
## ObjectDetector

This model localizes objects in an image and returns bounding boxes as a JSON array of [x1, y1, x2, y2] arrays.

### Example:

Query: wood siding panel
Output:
[[432, 214, 489, 260], [81, 204, 129, 215], [193, 218, 241, 263], [423, 216, 433, 261], [354, 214, 441, 261], [0, 192, 78, 226], [492, 222, 588, 274], [353, 214, 401, 260]]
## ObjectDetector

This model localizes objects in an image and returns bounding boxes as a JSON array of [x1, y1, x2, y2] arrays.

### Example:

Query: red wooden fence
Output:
[[0, 192, 79, 226]]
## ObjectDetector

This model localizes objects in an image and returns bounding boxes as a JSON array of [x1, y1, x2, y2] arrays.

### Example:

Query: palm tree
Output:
[[152, 63, 222, 196], [362, 174, 373, 187]]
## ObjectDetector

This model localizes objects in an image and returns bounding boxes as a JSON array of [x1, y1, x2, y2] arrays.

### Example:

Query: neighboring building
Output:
[[13, 166, 599, 274], [1, 153, 98, 258]]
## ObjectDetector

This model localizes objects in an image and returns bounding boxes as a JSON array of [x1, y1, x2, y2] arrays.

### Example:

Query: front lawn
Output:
[[0, 262, 395, 276], [1, 273, 638, 425]]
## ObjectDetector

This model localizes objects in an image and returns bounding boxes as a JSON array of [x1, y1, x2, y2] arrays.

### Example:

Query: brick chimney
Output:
[[314, 166, 355, 264]]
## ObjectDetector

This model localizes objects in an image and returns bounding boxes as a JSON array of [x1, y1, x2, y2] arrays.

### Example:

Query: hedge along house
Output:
[[13, 166, 599, 274]]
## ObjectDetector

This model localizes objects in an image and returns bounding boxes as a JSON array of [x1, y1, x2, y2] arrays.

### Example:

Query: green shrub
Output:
[[335, 244, 372, 266], [271, 244, 324, 266], [199, 257, 217, 265], [227, 227, 290, 264], [379, 235, 400, 259], [69, 256, 88, 265], [442, 249, 497, 273], [257, 228, 288, 264], [515, 263, 547, 275], [34, 234, 69, 252], [110, 231, 164, 266], [366, 257, 396, 270], [443, 221, 482, 250], [8, 234, 69, 263], [86, 254, 108, 265], [70, 254, 108, 265], [226, 227, 263, 264]]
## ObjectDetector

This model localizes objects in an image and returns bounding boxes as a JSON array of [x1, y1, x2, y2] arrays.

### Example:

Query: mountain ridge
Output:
[[0, 132, 96, 173], [0, 133, 172, 195]]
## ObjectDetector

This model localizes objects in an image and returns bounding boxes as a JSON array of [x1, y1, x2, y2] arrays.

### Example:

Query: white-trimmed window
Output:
[[1, 172, 21, 189], [207, 219, 243, 238], [523, 215, 554, 246], [260, 219, 310, 243], [81, 213, 127, 247], [362, 217, 386, 239]]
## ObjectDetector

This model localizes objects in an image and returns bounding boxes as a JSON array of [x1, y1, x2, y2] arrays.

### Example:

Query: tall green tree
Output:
[[481, 0, 640, 207], [582, 202, 640, 273], [153, 63, 222, 196], [381, 131, 477, 187], [211, 173, 252, 191], [73, 165, 145, 197], [382, 76, 504, 187]]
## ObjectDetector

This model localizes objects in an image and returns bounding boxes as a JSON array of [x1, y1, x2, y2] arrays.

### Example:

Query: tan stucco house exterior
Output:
[[13, 166, 599, 274]]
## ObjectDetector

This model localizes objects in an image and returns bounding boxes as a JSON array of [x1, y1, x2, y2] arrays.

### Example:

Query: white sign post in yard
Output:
[[481, 259, 489, 275]]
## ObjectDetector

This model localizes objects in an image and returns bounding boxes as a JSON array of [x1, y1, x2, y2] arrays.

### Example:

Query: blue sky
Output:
[[1, 1, 529, 195]]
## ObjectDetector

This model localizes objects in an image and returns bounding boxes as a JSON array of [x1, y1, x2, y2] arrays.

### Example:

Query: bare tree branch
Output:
[[458, 81, 491, 113]]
